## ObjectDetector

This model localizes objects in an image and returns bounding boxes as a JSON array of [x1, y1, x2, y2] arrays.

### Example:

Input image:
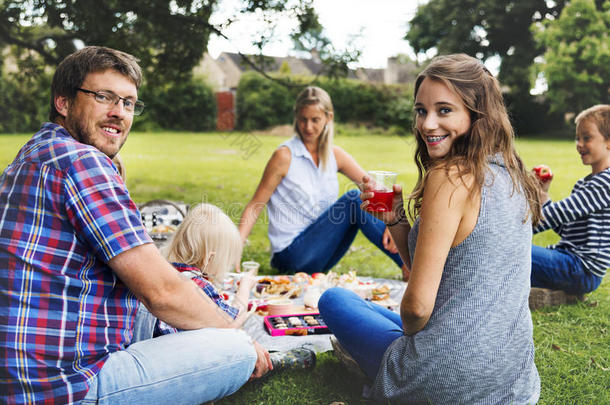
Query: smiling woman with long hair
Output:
[[319, 54, 542, 404]]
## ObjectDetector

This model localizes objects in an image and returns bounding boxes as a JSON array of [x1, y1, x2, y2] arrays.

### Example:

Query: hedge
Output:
[[0, 70, 217, 133], [0, 71, 51, 133], [236, 72, 415, 133], [132, 76, 217, 132]]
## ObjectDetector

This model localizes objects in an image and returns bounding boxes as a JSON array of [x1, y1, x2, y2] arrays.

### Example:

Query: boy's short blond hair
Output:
[[164, 203, 243, 284], [575, 104, 610, 140]]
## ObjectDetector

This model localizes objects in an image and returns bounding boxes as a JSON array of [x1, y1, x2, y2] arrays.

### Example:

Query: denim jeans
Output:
[[531, 245, 602, 295], [271, 189, 403, 273], [319, 287, 403, 380], [82, 317, 256, 404]]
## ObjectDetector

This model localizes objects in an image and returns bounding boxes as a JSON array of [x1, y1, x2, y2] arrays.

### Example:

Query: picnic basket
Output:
[[138, 199, 189, 246]]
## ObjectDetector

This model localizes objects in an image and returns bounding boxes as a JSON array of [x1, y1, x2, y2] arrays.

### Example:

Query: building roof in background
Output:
[[200, 51, 419, 91]]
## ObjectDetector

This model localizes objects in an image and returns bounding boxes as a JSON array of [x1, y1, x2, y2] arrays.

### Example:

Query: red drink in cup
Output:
[[366, 171, 397, 212], [368, 190, 394, 212]]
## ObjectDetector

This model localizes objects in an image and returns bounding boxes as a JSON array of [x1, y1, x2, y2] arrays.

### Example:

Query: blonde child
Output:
[[154, 203, 257, 335], [531, 104, 610, 294], [138, 203, 316, 370]]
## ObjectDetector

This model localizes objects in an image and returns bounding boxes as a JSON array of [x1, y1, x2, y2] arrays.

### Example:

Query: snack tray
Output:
[[264, 312, 331, 337]]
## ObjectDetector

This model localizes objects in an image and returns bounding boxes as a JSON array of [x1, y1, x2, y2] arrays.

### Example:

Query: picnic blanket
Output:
[[244, 277, 407, 353]]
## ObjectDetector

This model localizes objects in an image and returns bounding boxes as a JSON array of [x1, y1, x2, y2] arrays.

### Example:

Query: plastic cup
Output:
[[241, 261, 260, 274], [367, 171, 397, 212]]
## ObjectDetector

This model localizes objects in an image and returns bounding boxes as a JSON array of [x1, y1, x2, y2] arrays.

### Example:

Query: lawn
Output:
[[0, 129, 607, 404]]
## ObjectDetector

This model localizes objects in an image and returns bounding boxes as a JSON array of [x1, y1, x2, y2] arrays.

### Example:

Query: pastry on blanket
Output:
[[371, 285, 391, 301], [293, 272, 312, 285], [151, 224, 176, 233]]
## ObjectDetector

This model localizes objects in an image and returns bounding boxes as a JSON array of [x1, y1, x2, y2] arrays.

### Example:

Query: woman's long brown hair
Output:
[[408, 54, 542, 225]]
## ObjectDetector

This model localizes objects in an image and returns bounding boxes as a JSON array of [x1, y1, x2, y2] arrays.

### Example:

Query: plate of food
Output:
[[254, 276, 302, 299]]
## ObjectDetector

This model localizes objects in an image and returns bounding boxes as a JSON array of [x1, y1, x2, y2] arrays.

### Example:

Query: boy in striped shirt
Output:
[[532, 104, 610, 295]]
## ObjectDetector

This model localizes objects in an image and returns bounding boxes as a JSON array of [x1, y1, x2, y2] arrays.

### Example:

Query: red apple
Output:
[[533, 164, 553, 182], [311, 272, 325, 280]]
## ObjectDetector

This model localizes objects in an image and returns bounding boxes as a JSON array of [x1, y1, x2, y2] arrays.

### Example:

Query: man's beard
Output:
[[64, 112, 126, 159]]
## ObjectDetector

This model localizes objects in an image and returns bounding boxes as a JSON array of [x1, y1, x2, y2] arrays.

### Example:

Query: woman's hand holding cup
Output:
[[360, 174, 405, 225]]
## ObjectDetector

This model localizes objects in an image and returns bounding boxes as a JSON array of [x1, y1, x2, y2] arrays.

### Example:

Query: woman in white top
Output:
[[239, 86, 408, 280]]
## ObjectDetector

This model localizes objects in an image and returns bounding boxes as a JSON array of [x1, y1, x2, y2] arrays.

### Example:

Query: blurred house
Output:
[[194, 52, 418, 91], [195, 52, 418, 130]]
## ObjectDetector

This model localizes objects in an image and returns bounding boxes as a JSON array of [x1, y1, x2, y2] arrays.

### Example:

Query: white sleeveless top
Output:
[[267, 136, 338, 253]]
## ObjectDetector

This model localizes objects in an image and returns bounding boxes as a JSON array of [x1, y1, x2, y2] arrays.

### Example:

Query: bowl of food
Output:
[[267, 299, 295, 316]]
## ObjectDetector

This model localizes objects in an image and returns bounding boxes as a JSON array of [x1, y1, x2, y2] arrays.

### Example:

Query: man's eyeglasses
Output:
[[75, 88, 145, 116]]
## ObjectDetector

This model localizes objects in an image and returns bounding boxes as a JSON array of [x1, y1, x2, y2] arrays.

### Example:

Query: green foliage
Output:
[[407, 0, 568, 95], [0, 0, 216, 82], [135, 77, 217, 132], [406, 0, 576, 133], [236, 72, 298, 131], [504, 92, 566, 136], [235, 72, 414, 132], [0, 49, 51, 133], [532, 0, 610, 114], [0, 1, 356, 84]]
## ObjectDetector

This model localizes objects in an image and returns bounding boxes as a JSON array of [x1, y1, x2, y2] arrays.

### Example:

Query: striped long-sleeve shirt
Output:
[[534, 168, 610, 277]]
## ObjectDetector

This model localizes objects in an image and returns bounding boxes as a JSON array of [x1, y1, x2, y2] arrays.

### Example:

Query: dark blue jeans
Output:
[[271, 189, 404, 274], [319, 287, 403, 380], [531, 245, 602, 295]]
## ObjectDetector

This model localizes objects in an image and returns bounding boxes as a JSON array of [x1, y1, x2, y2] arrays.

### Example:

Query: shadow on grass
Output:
[[217, 351, 374, 405]]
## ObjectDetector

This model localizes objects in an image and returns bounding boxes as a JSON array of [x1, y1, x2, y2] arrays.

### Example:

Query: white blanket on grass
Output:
[[244, 278, 407, 353]]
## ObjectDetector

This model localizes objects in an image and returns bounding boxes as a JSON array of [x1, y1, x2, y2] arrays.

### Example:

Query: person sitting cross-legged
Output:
[[0, 46, 271, 405], [531, 104, 610, 295]]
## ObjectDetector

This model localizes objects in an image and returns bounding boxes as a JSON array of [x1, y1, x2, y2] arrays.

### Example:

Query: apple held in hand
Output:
[[533, 164, 553, 182]]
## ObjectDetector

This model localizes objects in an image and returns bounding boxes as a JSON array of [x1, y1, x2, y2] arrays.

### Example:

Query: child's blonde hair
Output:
[[575, 104, 610, 140], [164, 203, 243, 284]]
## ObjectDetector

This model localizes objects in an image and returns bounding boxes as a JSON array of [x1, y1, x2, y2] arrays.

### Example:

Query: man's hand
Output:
[[250, 340, 272, 379]]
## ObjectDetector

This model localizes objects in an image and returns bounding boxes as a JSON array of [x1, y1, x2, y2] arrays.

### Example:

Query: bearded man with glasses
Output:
[[0, 46, 269, 404]]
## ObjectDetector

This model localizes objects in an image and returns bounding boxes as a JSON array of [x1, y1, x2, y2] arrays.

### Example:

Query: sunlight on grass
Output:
[[0, 130, 606, 404]]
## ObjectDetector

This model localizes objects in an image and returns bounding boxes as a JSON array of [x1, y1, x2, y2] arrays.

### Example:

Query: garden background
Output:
[[1, 0, 608, 403]]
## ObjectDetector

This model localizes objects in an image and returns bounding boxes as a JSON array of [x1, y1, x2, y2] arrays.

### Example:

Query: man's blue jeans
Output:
[[82, 307, 256, 404], [531, 245, 602, 295], [271, 189, 404, 273], [319, 287, 403, 380]]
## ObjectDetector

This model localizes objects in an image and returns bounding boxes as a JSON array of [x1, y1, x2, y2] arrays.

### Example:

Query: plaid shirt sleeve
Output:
[[64, 152, 151, 261], [191, 276, 240, 319]]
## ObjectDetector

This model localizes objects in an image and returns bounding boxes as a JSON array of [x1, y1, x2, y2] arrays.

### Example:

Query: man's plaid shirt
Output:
[[0, 123, 151, 404]]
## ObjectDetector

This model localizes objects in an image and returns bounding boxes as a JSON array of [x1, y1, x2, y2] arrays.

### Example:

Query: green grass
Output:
[[1, 130, 607, 404]]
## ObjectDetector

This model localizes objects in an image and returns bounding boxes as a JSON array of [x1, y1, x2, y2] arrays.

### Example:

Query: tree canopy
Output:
[[406, 0, 568, 96], [0, 0, 352, 82], [533, 0, 610, 113]]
